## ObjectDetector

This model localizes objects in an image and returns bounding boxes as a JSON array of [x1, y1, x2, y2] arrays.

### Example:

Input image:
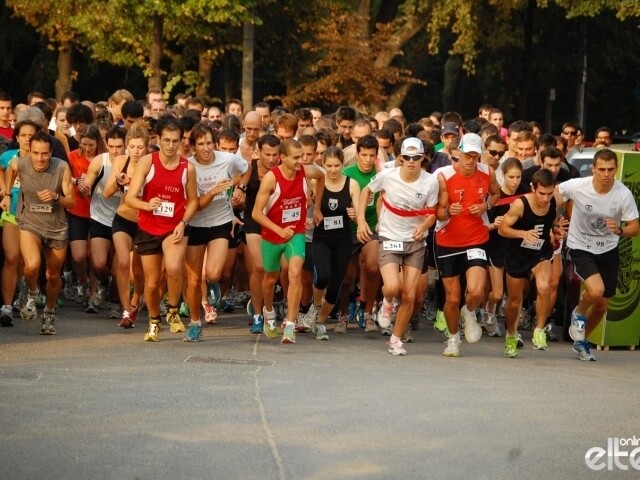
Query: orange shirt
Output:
[[67, 149, 91, 218], [435, 163, 490, 248]]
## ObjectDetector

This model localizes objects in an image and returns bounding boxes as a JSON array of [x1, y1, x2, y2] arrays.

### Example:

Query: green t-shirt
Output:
[[343, 163, 378, 233]]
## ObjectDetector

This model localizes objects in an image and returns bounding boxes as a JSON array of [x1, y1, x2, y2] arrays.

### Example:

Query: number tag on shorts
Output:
[[383, 241, 403, 251], [282, 207, 301, 223], [466, 248, 487, 261], [153, 201, 175, 217], [520, 238, 544, 250], [323, 216, 343, 230], [30, 203, 52, 213]]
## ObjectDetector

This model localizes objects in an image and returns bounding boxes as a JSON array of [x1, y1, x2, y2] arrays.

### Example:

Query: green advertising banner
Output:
[[587, 149, 640, 348]]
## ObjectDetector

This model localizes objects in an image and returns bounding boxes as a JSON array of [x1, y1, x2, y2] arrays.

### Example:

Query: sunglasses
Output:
[[563, 130, 577, 136], [488, 149, 504, 157], [401, 154, 423, 162]]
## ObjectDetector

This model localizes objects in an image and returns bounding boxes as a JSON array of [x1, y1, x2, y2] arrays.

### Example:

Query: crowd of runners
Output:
[[0, 90, 637, 361]]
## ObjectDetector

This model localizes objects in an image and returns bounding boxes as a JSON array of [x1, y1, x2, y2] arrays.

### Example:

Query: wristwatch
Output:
[[236, 184, 247, 193]]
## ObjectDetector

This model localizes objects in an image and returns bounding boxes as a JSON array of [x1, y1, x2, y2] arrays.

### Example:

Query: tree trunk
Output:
[[148, 15, 163, 91], [196, 43, 213, 99], [442, 55, 463, 112], [55, 42, 73, 100], [516, 0, 536, 119], [241, 21, 254, 112]]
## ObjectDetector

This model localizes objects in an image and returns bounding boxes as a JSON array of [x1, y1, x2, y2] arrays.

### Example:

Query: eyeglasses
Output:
[[450, 156, 460, 162], [563, 130, 577, 136], [401, 154, 423, 162], [488, 149, 504, 157]]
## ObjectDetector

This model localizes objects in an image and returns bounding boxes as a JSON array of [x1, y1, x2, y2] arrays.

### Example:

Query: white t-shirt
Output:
[[367, 167, 439, 242], [188, 151, 248, 227], [559, 177, 638, 254]]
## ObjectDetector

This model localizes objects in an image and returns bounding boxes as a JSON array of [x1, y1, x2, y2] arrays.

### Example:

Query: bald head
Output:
[[244, 111, 262, 143]]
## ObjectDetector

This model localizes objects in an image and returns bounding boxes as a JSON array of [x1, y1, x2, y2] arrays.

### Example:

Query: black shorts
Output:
[[112, 213, 138, 239], [351, 232, 379, 256], [302, 241, 314, 272], [68, 213, 90, 242], [187, 222, 232, 246], [488, 255, 506, 268], [229, 222, 244, 249], [505, 253, 553, 279], [134, 228, 188, 256], [568, 247, 620, 298], [434, 243, 488, 278], [89, 219, 113, 241], [244, 218, 261, 235], [425, 229, 436, 269]]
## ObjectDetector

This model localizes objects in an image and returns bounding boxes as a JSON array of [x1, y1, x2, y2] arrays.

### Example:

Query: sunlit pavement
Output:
[[1, 304, 638, 480]]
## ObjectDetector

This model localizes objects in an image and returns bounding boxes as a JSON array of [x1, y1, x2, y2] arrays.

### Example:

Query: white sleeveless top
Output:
[[90, 152, 120, 227]]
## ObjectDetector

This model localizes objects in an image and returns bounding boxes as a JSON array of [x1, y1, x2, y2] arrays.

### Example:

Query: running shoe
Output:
[[364, 313, 378, 332], [206, 281, 221, 308], [334, 315, 348, 334], [569, 307, 587, 342], [532, 328, 548, 351], [572, 340, 596, 361], [410, 315, 420, 331], [387, 338, 407, 356], [109, 302, 122, 319], [518, 307, 533, 330], [220, 299, 236, 313], [167, 307, 185, 333], [179, 301, 190, 318], [461, 305, 482, 343], [93, 283, 109, 308], [20, 293, 37, 321], [401, 325, 414, 343], [380, 324, 393, 336], [544, 322, 558, 342], [504, 335, 519, 358], [517, 333, 525, 348], [74, 283, 87, 305], [357, 307, 366, 328], [281, 321, 296, 344], [443, 334, 461, 357], [85, 299, 99, 314], [0, 305, 13, 327], [202, 301, 218, 324], [433, 310, 448, 334], [301, 304, 320, 330], [63, 274, 75, 301], [119, 310, 135, 329], [250, 314, 264, 334], [378, 297, 393, 328], [234, 291, 251, 307], [144, 319, 161, 342], [263, 307, 278, 338], [312, 323, 329, 341], [159, 296, 168, 317], [481, 311, 503, 337], [183, 322, 203, 342], [40, 310, 56, 335], [129, 304, 139, 324], [36, 292, 47, 309]]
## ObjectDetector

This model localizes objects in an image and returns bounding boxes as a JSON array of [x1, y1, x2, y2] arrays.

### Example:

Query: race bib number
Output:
[[282, 207, 301, 223], [520, 238, 544, 250], [467, 248, 487, 261], [153, 201, 175, 218], [383, 241, 403, 251], [323, 216, 344, 230], [30, 204, 52, 213]]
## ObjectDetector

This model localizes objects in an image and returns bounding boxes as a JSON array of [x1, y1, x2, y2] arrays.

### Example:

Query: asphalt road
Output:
[[1, 302, 638, 480]]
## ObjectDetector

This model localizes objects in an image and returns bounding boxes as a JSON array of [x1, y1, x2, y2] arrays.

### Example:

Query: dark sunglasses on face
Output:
[[401, 154, 423, 162], [488, 149, 504, 157], [563, 130, 577, 136]]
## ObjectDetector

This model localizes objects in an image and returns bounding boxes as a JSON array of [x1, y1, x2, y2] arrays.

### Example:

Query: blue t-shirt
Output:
[[0, 149, 20, 215]]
